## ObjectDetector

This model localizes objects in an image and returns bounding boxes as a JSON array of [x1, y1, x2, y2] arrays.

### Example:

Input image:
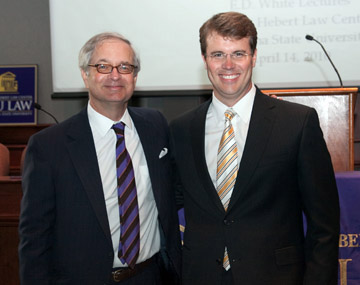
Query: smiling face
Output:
[[81, 39, 137, 119], [203, 33, 257, 107]]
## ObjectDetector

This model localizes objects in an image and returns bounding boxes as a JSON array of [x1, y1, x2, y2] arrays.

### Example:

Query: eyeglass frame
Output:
[[205, 51, 252, 61], [88, 63, 138, 74]]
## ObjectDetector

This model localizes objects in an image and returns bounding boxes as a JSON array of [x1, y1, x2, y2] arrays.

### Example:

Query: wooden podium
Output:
[[262, 87, 358, 172]]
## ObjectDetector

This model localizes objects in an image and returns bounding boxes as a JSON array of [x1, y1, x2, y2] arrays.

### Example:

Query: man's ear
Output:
[[252, 49, 257, 68], [81, 69, 89, 88], [202, 55, 208, 69]]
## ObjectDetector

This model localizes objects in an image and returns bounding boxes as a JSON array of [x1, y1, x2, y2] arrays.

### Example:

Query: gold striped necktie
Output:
[[216, 109, 238, 270]]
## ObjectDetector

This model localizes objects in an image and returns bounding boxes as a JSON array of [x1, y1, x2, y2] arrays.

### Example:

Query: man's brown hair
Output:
[[199, 12, 257, 56]]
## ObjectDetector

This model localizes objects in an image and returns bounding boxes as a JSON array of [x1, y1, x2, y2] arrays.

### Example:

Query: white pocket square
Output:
[[159, 148, 168, 159]]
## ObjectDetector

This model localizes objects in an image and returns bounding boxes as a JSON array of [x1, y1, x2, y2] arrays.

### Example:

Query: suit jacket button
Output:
[[224, 219, 233, 225], [216, 258, 222, 265]]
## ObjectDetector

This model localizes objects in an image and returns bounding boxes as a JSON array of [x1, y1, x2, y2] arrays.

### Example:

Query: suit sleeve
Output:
[[297, 108, 340, 284], [19, 134, 55, 285]]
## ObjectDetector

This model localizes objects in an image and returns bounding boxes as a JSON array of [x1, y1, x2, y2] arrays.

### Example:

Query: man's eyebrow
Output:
[[93, 59, 133, 65], [209, 49, 247, 54]]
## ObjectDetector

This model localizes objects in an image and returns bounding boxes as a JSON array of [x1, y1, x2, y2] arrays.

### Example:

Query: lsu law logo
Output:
[[0, 71, 18, 93], [0, 65, 37, 125]]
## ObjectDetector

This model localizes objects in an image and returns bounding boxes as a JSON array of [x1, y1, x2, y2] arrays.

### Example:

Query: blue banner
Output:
[[0, 65, 37, 125], [337, 171, 360, 284]]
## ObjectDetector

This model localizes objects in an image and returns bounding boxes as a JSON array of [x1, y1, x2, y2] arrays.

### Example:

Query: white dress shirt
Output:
[[205, 84, 256, 188], [87, 103, 160, 267]]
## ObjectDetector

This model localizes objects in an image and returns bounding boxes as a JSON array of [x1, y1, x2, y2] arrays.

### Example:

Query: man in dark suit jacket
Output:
[[170, 12, 339, 284], [19, 32, 181, 284]]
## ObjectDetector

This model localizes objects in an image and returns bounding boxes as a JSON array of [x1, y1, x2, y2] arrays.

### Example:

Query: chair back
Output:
[[0, 143, 10, 176]]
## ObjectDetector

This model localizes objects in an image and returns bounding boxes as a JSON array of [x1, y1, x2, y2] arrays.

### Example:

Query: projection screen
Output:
[[49, 0, 360, 93]]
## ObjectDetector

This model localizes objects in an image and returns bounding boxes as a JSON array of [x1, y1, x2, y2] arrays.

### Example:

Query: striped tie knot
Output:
[[225, 109, 236, 121], [112, 122, 125, 136]]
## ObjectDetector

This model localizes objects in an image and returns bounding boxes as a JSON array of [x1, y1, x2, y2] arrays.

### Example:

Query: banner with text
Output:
[[0, 65, 37, 125]]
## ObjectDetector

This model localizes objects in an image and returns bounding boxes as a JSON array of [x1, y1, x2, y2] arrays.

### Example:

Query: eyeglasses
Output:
[[88, 63, 137, 74], [206, 51, 252, 62]]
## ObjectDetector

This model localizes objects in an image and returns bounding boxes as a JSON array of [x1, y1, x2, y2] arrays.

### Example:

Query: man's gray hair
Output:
[[78, 32, 140, 76]]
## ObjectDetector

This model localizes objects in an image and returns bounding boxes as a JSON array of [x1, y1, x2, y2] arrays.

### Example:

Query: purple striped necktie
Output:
[[112, 122, 140, 268]]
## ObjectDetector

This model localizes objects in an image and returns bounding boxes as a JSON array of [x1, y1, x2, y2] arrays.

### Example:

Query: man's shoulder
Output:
[[128, 107, 170, 138], [170, 100, 211, 127], [256, 89, 314, 114], [128, 106, 164, 121], [30, 108, 88, 142]]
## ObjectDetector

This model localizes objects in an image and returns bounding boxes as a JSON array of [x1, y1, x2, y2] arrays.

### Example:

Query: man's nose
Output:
[[109, 67, 122, 79], [222, 54, 236, 68]]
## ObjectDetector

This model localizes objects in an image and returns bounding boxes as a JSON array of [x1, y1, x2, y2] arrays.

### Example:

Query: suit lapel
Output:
[[190, 101, 226, 214], [65, 109, 112, 245], [128, 108, 164, 210], [227, 89, 277, 212]]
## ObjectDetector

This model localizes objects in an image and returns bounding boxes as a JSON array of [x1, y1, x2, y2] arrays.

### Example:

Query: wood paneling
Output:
[[0, 177, 22, 285]]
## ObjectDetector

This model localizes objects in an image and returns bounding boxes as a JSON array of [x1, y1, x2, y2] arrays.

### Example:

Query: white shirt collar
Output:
[[87, 102, 134, 137], [211, 83, 256, 124]]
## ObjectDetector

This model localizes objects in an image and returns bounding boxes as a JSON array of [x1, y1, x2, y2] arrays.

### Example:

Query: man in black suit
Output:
[[170, 12, 340, 284], [19, 32, 181, 284]]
